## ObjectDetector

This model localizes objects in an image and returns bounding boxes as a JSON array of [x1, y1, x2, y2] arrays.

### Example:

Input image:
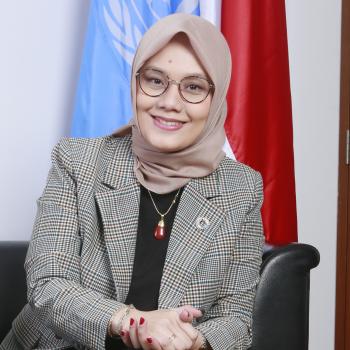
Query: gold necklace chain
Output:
[[147, 188, 181, 218]]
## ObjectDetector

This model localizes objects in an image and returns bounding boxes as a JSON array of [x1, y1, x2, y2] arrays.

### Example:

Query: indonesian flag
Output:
[[220, 0, 298, 245]]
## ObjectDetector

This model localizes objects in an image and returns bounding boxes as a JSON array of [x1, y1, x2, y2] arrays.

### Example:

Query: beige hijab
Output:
[[114, 13, 232, 194]]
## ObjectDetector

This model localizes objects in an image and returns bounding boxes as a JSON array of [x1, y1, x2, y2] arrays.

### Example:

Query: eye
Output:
[[144, 76, 165, 85], [181, 78, 208, 95], [141, 70, 167, 90], [151, 78, 163, 85], [188, 84, 203, 91]]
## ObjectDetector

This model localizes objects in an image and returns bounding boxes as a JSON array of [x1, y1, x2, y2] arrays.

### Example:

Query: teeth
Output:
[[158, 118, 181, 126]]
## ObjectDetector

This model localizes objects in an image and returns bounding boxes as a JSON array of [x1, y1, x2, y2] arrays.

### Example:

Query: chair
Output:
[[0, 241, 319, 348], [0, 241, 28, 342], [250, 243, 319, 350]]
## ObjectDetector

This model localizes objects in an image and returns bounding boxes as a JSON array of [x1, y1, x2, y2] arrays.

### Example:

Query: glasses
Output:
[[136, 68, 215, 104]]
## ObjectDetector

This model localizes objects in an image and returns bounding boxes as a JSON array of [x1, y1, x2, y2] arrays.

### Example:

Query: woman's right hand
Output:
[[120, 305, 202, 349]]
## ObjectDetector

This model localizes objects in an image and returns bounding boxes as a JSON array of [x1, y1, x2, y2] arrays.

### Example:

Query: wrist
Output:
[[108, 304, 136, 337]]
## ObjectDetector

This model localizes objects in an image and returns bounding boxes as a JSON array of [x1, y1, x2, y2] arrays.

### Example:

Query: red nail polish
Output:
[[139, 317, 145, 325], [147, 337, 153, 344], [130, 318, 135, 326], [120, 330, 125, 337]]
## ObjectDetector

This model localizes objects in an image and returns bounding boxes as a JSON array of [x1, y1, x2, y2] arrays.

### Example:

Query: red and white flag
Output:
[[220, 0, 298, 245]]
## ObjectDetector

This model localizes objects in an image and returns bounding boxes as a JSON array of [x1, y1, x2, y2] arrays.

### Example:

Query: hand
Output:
[[119, 305, 202, 349], [177, 305, 203, 323]]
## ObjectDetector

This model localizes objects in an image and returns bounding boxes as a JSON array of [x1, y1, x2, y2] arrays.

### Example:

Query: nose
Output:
[[156, 82, 183, 111]]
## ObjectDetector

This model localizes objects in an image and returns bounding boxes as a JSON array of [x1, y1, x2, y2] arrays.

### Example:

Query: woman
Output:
[[1, 13, 264, 350]]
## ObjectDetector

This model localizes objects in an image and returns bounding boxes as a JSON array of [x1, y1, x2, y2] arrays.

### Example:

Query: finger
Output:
[[175, 305, 202, 320], [120, 330, 133, 348], [148, 336, 163, 350], [176, 320, 200, 344], [167, 330, 190, 350], [137, 316, 152, 350], [179, 309, 193, 323], [183, 305, 203, 318], [159, 334, 177, 350], [128, 317, 141, 349]]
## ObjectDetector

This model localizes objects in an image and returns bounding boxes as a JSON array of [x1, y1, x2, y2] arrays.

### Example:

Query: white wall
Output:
[[0, 0, 90, 240], [0, 1, 341, 349], [285, 1, 341, 349]]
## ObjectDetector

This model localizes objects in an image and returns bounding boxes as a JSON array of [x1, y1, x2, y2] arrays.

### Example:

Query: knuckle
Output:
[[190, 332, 198, 341], [185, 340, 193, 349], [159, 339, 167, 347]]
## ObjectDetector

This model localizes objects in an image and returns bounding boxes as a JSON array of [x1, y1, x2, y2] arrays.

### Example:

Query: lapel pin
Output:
[[196, 217, 210, 230]]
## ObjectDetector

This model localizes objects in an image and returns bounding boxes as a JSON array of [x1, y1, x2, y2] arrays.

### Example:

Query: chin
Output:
[[147, 136, 183, 153], [152, 143, 183, 153]]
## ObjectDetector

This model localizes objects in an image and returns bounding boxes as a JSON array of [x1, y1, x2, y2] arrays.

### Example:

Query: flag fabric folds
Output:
[[71, 0, 298, 245], [221, 0, 298, 245], [71, 0, 200, 137]]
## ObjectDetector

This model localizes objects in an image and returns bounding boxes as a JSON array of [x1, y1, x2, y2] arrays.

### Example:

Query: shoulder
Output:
[[52, 134, 132, 164], [217, 156, 263, 194], [49, 135, 133, 184]]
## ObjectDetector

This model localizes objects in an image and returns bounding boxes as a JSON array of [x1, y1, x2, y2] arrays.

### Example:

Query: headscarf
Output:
[[114, 13, 232, 194]]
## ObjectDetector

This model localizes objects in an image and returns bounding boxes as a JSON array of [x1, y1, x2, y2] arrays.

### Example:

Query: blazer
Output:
[[1, 135, 264, 350]]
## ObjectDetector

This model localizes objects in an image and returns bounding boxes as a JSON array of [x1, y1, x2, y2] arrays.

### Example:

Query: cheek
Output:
[[136, 92, 154, 124], [135, 93, 148, 134], [188, 99, 211, 124]]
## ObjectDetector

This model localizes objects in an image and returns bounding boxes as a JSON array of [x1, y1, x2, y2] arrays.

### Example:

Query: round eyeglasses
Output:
[[136, 68, 215, 104]]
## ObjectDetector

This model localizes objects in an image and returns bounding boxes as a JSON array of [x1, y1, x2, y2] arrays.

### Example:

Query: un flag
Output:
[[71, 0, 200, 137]]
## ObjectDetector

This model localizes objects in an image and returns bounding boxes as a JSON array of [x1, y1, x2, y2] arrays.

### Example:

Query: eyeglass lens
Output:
[[138, 69, 211, 103]]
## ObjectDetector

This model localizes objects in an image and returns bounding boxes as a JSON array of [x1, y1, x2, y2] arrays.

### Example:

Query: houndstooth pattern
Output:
[[1, 135, 264, 350]]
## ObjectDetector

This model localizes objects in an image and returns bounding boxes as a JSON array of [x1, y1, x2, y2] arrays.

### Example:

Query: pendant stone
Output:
[[154, 216, 166, 240]]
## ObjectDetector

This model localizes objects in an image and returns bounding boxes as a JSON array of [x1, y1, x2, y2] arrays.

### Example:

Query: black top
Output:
[[105, 185, 183, 349]]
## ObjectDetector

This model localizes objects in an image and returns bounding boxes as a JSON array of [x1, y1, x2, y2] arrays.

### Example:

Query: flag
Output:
[[221, 0, 298, 245], [71, 0, 200, 137]]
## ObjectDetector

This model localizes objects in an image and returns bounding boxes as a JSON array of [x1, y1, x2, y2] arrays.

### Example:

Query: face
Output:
[[136, 35, 212, 153]]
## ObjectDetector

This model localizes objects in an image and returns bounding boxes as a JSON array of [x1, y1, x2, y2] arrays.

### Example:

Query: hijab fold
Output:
[[114, 14, 232, 194]]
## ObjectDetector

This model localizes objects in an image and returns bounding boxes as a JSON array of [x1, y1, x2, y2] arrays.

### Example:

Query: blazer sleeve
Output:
[[25, 139, 123, 350], [195, 171, 264, 350]]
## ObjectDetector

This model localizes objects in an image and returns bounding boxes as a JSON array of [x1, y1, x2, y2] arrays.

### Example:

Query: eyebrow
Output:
[[143, 65, 209, 80]]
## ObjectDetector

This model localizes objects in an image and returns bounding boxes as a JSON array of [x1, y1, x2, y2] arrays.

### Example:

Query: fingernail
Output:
[[130, 318, 135, 326], [146, 337, 153, 344], [139, 316, 145, 325], [120, 330, 125, 337]]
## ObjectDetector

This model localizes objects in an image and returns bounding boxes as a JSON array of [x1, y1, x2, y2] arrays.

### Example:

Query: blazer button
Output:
[[196, 217, 210, 230]]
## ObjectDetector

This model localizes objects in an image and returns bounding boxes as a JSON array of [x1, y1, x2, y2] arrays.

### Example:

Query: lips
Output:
[[152, 115, 185, 131]]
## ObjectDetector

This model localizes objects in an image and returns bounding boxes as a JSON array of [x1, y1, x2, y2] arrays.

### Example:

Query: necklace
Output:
[[147, 188, 181, 240]]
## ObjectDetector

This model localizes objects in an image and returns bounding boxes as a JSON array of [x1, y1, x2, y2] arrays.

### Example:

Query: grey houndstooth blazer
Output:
[[1, 135, 264, 350]]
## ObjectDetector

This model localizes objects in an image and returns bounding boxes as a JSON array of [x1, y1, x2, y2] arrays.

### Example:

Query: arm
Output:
[[25, 139, 123, 350], [196, 172, 264, 350]]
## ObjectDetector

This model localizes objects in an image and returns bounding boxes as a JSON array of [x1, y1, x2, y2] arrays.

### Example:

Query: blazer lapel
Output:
[[95, 136, 140, 302], [95, 183, 140, 302], [158, 180, 225, 309]]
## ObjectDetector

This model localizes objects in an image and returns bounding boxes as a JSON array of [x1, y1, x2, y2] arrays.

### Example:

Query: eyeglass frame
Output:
[[135, 68, 215, 104]]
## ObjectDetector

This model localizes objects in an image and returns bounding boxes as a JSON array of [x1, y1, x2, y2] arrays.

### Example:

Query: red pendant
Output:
[[154, 217, 166, 240]]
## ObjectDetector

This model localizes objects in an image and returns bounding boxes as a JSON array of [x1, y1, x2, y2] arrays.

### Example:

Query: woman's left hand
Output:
[[120, 305, 203, 349], [132, 316, 201, 350]]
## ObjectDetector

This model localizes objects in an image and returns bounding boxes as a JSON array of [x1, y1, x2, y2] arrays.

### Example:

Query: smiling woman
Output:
[[136, 34, 212, 153], [1, 13, 264, 350]]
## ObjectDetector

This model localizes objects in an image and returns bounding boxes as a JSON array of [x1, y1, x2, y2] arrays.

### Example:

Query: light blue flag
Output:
[[71, 0, 200, 137]]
